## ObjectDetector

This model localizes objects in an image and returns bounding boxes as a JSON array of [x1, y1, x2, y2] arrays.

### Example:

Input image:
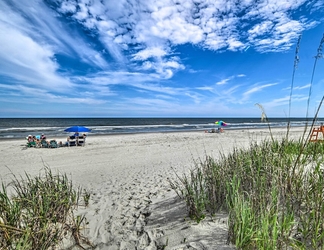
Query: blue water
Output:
[[0, 118, 323, 139]]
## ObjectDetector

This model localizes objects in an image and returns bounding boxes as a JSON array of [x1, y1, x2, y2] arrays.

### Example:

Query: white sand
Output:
[[0, 127, 306, 250]]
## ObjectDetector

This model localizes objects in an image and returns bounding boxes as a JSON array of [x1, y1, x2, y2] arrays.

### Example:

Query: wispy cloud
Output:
[[0, 0, 110, 96], [263, 94, 308, 109], [283, 83, 311, 91], [216, 74, 245, 85], [243, 83, 278, 101], [216, 78, 233, 86], [294, 84, 311, 90]]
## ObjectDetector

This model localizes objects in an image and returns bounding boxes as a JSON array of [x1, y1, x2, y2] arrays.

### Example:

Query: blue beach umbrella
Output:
[[64, 126, 91, 133]]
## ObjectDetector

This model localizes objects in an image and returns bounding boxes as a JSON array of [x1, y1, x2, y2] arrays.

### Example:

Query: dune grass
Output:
[[0, 167, 91, 249], [170, 134, 324, 249], [170, 34, 324, 249]]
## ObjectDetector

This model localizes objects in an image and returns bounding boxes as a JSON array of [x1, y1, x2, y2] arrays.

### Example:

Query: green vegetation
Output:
[[0, 167, 91, 249], [171, 34, 324, 249], [171, 139, 324, 249]]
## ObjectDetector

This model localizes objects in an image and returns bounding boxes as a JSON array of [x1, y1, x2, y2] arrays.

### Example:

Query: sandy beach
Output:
[[0, 127, 306, 249]]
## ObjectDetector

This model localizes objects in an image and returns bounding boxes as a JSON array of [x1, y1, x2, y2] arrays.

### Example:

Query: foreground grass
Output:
[[0, 167, 91, 249], [171, 138, 324, 249]]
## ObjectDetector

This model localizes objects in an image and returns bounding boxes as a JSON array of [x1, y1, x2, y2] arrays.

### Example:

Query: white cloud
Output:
[[228, 37, 245, 51], [133, 47, 168, 60], [311, 0, 324, 11], [294, 84, 311, 90], [216, 74, 245, 85], [197, 86, 214, 91], [0, 82, 106, 107], [0, 0, 110, 95], [49, 0, 322, 76], [216, 78, 232, 85], [0, 21, 72, 91], [150, 14, 204, 44], [249, 21, 274, 38], [243, 83, 278, 101], [262, 94, 308, 108]]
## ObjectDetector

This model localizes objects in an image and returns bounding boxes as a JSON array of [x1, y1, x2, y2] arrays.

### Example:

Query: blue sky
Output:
[[0, 0, 324, 118]]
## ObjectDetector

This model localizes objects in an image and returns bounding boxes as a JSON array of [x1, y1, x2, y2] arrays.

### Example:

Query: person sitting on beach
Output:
[[65, 137, 70, 146], [204, 128, 224, 133], [65, 135, 76, 146], [217, 127, 224, 133], [34, 135, 42, 146], [40, 137, 50, 147], [77, 133, 87, 139], [26, 135, 36, 147], [76, 134, 87, 146], [27, 135, 33, 142], [41, 133, 46, 140]]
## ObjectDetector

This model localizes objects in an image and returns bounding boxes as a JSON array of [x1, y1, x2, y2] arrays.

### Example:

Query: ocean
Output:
[[0, 117, 323, 139]]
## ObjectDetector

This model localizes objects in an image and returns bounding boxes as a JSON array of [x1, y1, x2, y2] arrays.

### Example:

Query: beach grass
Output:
[[0, 167, 91, 249], [170, 137, 324, 249], [171, 34, 324, 249]]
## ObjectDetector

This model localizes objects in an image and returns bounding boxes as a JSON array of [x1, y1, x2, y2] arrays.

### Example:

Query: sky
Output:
[[0, 0, 324, 118]]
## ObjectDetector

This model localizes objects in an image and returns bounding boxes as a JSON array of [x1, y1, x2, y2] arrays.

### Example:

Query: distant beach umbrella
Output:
[[215, 120, 227, 126], [64, 126, 91, 133]]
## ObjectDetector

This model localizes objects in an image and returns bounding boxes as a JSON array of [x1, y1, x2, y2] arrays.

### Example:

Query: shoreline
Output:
[[0, 125, 308, 142], [0, 127, 307, 249]]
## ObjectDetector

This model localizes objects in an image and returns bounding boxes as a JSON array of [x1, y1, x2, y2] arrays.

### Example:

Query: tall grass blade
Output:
[[287, 35, 301, 139], [305, 33, 324, 130]]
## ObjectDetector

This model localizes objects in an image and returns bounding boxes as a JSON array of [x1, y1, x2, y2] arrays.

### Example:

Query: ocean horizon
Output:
[[0, 117, 323, 139]]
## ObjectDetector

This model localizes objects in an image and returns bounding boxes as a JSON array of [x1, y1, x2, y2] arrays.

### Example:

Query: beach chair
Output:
[[49, 140, 58, 148], [309, 126, 324, 142], [40, 140, 49, 148], [77, 136, 86, 146], [26, 135, 36, 147], [27, 141, 37, 147], [68, 136, 77, 146]]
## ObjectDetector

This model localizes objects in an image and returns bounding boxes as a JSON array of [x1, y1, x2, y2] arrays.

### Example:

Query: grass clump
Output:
[[0, 167, 91, 249], [171, 139, 324, 249]]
